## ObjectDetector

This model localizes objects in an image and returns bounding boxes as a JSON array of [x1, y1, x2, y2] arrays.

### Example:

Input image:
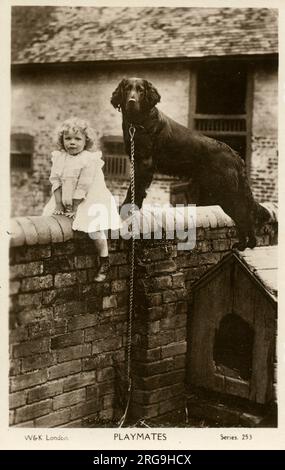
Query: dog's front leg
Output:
[[121, 156, 154, 216]]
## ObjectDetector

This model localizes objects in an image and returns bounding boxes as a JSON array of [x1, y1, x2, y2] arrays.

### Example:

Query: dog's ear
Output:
[[111, 79, 126, 111], [144, 80, 161, 110]]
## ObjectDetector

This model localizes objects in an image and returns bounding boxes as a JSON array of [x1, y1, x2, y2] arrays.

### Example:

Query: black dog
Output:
[[111, 77, 270, 250]]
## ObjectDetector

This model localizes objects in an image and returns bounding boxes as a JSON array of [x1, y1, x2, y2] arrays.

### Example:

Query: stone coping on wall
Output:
[[9, 203, 278, 248]]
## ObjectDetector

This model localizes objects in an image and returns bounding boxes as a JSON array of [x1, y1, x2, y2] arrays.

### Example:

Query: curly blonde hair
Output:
[[55, 117, 96, 151]]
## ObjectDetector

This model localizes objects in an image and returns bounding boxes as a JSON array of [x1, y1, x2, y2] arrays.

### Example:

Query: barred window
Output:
[[101, 135, 130, 180], [11, 133, 34, 170]]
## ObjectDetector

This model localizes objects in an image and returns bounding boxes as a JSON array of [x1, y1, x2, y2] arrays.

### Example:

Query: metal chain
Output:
[[127, 124, 136, 381], [118, 124, 136, 427]]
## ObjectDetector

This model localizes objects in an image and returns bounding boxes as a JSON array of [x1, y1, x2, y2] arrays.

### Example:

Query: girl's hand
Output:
[[53, 202, 65, 215], [65, 210, 75, 219]]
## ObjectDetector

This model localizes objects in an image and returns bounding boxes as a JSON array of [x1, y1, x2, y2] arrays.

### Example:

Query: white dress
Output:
[[43, 149, 122, 233]]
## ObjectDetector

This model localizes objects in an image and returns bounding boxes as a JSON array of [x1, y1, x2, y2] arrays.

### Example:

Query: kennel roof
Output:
[[11, 7, 278, 65], [193, 245, 277, 303]]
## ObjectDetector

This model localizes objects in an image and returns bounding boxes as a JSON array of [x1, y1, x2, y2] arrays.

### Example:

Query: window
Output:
[[189, 61, 252, 163], [10, 133, 34, 170], [101, 135, 130, 179]]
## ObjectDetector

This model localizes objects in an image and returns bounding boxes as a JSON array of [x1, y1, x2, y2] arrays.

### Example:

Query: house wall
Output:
[[11, 63, 189, 216], [11, 59, 278, 217], [251, 62, 278, 203]]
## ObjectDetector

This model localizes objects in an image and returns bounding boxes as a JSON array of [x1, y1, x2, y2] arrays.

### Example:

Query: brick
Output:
[[148, 321, 160, 335], [162, 290, 177, 303], [52, 241, 75, 256], [9, 359, 21, 376], [135, 357, 174, 377], [28, 321, 51, 339], [9, 326, 29, 344], [118, 265, 130, 279], [34, 409, 71, 427], [159, 395, 182, 415], [146, 306, 164, 320], [67, 314, 98, 331], [152, 260, 177, 274], [160, 316, 176, 330], [133, 383, 183, 405], [48, 360, 81, 380], [57, 344, 91, 363], [137, 370, 185, 390], [102, 295, 117, 310], [14, 420, 34, 428], [153, 276, 172, 290], [161, 342, 187, 359], [9, 410, 15, 426], [27, 381, 63, 404], [43, 256, 75, 274], [84, 324, 115, 342], [70, 399, 101, 420], [174, 354, 186, 370], [143, 331, 175, 349], [92, 337, 122, 354], [176, 302, 188, 315], [10, 370, 47, 392], [145, 293, 162, 307], [18, 292, 42, 307], [10, 261, 43, 280], [10, 281, 21, 295], [53, 388, 86, 410], [22, 353, 56, 373], [51, 331, 84, 350], [212, 239, 232, 251], [82, 352, 115, 371], [62, 371, 96, 392], [116, 291, 128, 308], [130, 402, 159, 420], [54, 301, 85, 318], [54, 272, 78, 288], [21, 275, 53, 292], [97, 367, 115, 382], [111, 280, 128, 293], [12, 246, 51, 263], [109, 252, 128, 265], [9, 391, 27, 409], [175, 327, 187, 342], [102, 394, 115, 410], [171, 273, 185, 288], [74, 255, 96, 269], [133, 347, 161, 362], [13, 338, 50, 358], [18, 307, 53, 325], [99, 409, 114, 422], [42, 287, 79, 306]]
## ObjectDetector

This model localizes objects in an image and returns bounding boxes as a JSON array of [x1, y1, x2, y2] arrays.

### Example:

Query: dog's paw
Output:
[[247, 236, 257, 249], [232, 241, 247, 251]]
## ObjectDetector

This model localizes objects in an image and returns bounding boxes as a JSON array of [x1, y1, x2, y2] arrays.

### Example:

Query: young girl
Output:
[[43, 117, 121, 282]]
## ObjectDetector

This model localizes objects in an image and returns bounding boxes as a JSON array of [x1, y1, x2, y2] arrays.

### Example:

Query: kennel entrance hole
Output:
[[213, 313, 254, 381]]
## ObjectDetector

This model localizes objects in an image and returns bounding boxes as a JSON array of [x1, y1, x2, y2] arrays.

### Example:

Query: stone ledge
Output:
[[9, 203, 278, 248]]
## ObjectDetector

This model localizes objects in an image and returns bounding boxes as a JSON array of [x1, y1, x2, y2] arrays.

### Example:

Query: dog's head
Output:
[[111, 78, 161, 117]]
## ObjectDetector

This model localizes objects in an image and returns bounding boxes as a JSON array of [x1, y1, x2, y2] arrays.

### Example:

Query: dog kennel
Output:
[[188, 246, 277, 405]]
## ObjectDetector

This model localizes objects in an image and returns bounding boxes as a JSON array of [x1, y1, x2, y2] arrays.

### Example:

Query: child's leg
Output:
[[93, 230, 108, 257], [93, 231, 109, 282]]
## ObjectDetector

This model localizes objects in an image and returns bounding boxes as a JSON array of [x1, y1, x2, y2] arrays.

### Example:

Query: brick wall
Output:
[[11, 63, 188, 216], [9, 204, 278, 427], [250, 62, 278, 203]]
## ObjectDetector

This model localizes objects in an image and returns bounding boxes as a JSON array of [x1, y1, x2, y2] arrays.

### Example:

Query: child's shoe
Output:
[[94, 256, 110, 282]]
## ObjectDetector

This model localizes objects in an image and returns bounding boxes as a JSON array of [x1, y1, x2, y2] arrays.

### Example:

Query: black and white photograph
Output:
[[1, 0, 284, 452]]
